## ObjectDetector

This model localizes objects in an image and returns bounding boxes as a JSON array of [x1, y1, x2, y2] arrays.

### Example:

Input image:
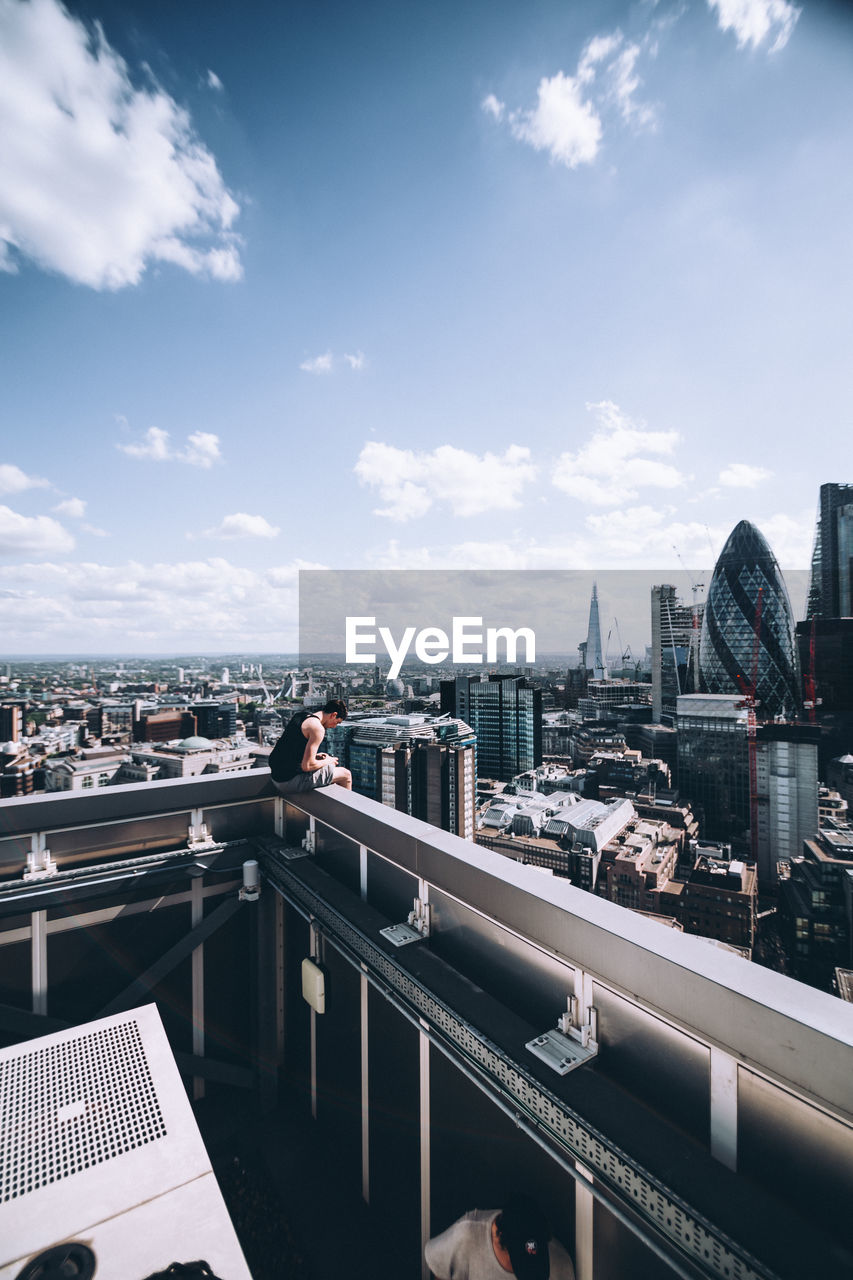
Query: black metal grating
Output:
[[0, 1019, 167, 1202]]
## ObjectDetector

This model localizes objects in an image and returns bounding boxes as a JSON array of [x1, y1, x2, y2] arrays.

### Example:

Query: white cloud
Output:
[[0, 0, 242, 289], [81, 523, 109, 537], [582, 505, 719, 563], [481, 93, 505, 122], [179, 430, 222, 468], [200, 513, 280, 540], [300, 352, 333, 374], [355, 442, 537, 521], [608, 44, 656, 128], [0, 556, 329, 650], [553, 401, 685, 506], [707, 0, 800, 52], [718, 462, 772, 488], [364, 506, 813, 583], [53, 497, 86, 518], [117, 426, 222, 467], [365, 538, 584, 572], [300, 350, 365, 373], [486, 29, 655, 169], [0, 463, 49, 495], [509, 71, 602, 169], [366, 521, 709, 572], [753, 511, 812, 567], [117, 427, 172, 462], [578, 32, 624, 83], [0, 505, 74, 555], [206, 69, 223, 92]]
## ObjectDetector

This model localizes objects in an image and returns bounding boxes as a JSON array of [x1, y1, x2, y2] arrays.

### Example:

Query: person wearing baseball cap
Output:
[[425, 1194, 575, 1279]]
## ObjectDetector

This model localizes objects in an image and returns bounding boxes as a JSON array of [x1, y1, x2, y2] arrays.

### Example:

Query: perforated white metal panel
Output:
[[1, 1019, 167, 1202], [0, 1005, 250, 1280]]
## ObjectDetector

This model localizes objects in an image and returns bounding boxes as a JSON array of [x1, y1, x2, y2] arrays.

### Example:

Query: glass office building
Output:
[[807, 481, 853, 619], [677, 693, 750, 845], [700, 520, 800, 720]]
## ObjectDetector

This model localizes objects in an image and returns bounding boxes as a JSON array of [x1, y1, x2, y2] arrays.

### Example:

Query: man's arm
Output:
[[300, 718, 336, 773]]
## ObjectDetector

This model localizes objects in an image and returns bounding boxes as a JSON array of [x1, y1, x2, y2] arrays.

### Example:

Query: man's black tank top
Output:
[[269, 711, 322, 782]]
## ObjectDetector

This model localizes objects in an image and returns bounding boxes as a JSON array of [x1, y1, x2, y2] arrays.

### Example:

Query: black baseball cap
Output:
[[497, 1196, 551, 1280]]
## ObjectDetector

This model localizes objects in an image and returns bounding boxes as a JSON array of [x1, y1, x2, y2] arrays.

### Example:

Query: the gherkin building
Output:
[[700, 520, 800, 719]]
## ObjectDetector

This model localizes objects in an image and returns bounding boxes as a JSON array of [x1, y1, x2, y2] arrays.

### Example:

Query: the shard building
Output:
[[584, 581, 608, 679], [700, 520, 800, 719]]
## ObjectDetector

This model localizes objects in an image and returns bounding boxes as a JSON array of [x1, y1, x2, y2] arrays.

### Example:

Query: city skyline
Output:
[[2, 0, 851, 653]]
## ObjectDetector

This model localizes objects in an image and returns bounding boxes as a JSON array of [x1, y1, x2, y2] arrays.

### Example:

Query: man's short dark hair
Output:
[[323, 699, 348, 718]]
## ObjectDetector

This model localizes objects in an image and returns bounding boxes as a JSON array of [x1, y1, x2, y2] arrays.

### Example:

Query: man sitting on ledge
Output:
[[269, 699, 352, 793]]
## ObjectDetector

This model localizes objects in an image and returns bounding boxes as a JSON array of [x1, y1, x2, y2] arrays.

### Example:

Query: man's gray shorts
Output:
[[273, 760, 337, 794]]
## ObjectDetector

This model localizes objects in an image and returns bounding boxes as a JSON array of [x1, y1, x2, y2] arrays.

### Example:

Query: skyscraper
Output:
[[584, 582, 607, 679], [795, 617, 853, 724], [677, 693, 750, 845], [651, 584, 702, 725], [343, 714, 477, 838], [443, 675, 542, 781], [0, 703, 22, 743], [700, 520, 799, 720], [807, 482, 853, 619], [755, 723, 820, 885]]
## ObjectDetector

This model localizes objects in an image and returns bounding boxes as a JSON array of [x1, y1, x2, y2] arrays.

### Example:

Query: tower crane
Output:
[[604, 618, 631, 672], [614, 617, 631, 664]]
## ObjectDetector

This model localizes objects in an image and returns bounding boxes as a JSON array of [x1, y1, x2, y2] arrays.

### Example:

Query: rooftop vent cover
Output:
[[1, 1019, 167, 1203], [0, 1005, 250, 1280]]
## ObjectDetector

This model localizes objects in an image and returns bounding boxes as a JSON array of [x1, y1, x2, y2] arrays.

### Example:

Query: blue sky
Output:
[[0, 0, 850, 653]]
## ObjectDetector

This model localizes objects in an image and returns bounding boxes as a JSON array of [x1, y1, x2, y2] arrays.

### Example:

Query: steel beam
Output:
[[97, 894, 243, 1018], [172, 1051, 256, 1090]]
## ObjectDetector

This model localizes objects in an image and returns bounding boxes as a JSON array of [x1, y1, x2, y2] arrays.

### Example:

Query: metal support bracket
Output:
[[24, 834, 56, 881], [187, 825, 219, 852], [526, 998, 599, 1075], [187, 808, 221, 852], [281, 845, 312, 861], [253, 834, 309, 861], [380, 897, 431, 947]]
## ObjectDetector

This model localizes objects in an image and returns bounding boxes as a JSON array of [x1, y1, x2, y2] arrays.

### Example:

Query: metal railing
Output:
[[1, 772, 852, 1279]]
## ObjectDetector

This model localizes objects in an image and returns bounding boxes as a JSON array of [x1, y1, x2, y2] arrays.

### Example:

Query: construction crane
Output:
[[613, 617, 631, 665], [604, 618, 632, 672], [735, 587, 763, 865]]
